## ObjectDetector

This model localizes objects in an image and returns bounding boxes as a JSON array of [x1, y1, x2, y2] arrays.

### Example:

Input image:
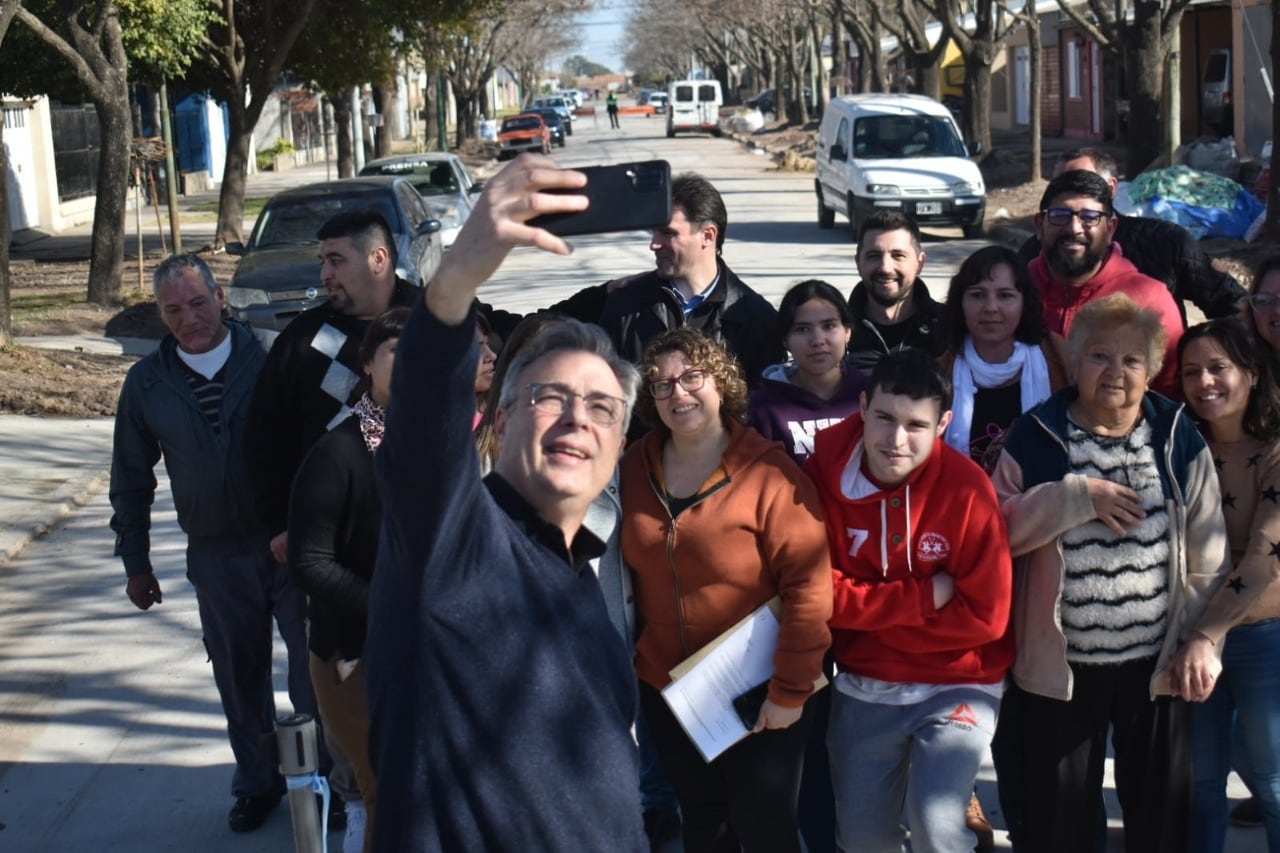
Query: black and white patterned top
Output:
[[1060, 417, 1171, 663]]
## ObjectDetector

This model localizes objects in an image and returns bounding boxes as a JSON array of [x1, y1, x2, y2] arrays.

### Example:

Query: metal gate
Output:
[[48, 102, 98, 202]]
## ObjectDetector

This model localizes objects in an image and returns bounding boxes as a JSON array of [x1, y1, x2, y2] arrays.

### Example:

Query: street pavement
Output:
[[0, 113, 1263, 851]]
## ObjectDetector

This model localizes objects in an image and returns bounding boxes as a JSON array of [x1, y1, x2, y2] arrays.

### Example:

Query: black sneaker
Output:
[[1230, 797, 1264, 828], [228, 794, 281, 833]]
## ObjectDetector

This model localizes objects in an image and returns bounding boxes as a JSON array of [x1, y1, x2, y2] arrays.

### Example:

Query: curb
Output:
[[0, 468, 110, 567]]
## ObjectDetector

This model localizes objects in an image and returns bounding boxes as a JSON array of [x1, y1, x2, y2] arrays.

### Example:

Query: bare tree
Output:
[[1001, 0, 1043, 181], [877, 0, 949, 99], [921, 0, 1018, 157], [624, 0, 701, 83], [196, 0, 321, 247], [15, 0, 131, 304], [1053, 0, 1193, 176], [0, 0, 22, 343], [835, 0, 887, 93]]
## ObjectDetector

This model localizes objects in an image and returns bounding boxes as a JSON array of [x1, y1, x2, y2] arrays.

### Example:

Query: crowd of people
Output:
[[107, 146, 1279, 853]]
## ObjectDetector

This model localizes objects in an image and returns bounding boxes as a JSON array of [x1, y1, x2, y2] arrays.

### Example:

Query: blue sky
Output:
[[569, 1, 631, 74]]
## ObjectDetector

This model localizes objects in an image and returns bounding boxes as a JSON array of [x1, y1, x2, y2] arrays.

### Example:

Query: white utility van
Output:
[[667, 79, 723, 137], [815, 94, 985, 238]]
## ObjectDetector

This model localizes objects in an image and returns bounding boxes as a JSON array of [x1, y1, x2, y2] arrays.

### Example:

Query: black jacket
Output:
[[597, 260, 783, 386], [1019, 216, 1245, 320], [247, 278, 418, 535], [288, 415, 380, 660], [845, 279, 946, 375]]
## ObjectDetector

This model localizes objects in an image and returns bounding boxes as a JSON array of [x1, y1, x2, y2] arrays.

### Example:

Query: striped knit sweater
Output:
[[1060, 418, 1170, 663]]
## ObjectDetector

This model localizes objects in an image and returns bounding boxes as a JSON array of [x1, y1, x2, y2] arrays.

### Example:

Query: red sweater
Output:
[[805, 413, 1014, 685], [1030, 242, 1184, 398]]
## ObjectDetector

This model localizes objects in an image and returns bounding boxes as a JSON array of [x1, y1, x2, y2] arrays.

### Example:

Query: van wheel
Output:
[[817, 187, 835, 229], [847, 195, 860, 241], [667, 126, 676, 138], [712, 127, 722, 138], [963, 223, 983, 239], [566, 124, 573, 136]]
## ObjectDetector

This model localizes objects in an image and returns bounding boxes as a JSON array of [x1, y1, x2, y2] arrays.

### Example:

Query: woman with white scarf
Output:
[[939, 245, 1068, 474], [938, 244, 1067, 849]]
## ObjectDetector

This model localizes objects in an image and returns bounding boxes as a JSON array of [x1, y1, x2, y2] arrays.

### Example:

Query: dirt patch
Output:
[[8, 251, 241, 418], [0, 345, 138, 417]]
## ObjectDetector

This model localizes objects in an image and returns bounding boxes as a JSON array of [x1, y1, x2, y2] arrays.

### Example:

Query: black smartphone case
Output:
[[531, 160, 672, 237], [731, 681, 771, 729]]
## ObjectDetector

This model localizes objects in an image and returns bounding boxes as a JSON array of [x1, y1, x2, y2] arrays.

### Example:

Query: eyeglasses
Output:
[[1250, 293, 1280, 310], [527, 383, 626, 426], [648, 368, 707, 400], [1040, 207, 1111, 228]]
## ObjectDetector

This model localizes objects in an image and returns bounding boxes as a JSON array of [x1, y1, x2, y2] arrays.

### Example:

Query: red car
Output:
[[498, 113, 551, 159]]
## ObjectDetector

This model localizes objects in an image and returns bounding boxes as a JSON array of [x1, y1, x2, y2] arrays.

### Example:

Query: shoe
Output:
[[1230, 796, 1264, 828], [642, 808, 681, 849], [966, 793, 995, 851], [324, 791, 348, 832], [228, 794, 281, 833]]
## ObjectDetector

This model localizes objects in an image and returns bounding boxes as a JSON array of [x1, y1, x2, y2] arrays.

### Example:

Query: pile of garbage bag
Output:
[[1124, 164, 1264, 240]]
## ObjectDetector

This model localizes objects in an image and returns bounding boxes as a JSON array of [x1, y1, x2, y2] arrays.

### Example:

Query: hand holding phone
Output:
[[528, 160, 672, 237]]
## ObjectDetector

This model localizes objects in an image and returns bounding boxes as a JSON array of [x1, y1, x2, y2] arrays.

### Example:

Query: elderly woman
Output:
[[940, 245, 1068, 471], [991, 293, 1233, 853], [621, 328, 832, 853], [288, 307, 410, 852], [1180, 319, 1280, 853]]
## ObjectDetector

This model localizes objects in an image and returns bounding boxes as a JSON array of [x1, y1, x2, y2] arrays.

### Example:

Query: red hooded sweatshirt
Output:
[[805, 413, 1014, 685], [1030, 242, 1184, 398]]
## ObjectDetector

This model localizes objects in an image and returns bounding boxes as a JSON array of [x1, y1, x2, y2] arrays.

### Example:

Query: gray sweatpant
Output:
[[827, 685, 999, 853], [186, 541, 315, 798]]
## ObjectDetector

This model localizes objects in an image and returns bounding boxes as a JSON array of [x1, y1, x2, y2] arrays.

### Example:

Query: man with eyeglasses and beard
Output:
[[845, 210, 947, 376], [1031, 169, 1184, 398]]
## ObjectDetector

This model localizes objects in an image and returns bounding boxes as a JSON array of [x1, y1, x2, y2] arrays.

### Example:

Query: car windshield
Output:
[[535, 111, 562, 127], [502, 117, 541, 132], [251, 194, 400, 249], [361, 161, 460, 195], [853, 115, 967, 159]]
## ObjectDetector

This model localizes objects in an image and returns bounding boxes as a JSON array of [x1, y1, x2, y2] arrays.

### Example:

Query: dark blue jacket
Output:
[[365, 299, 646, 852], [110, 321, 267, 575]]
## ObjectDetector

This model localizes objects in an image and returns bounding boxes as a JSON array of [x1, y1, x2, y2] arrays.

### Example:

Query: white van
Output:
[[667, 79, 723, 137], [815, 94, 985, 238]]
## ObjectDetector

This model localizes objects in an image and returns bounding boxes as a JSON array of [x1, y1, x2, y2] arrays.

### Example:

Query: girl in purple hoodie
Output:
[[749, 279, 867, 466]]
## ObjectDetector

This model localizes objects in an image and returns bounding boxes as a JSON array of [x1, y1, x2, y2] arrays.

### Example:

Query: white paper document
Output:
[[660, 602, 782, 762]]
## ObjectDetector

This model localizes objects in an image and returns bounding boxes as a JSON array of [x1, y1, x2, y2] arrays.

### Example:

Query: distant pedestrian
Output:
[[607, 91, 620, 128], [109, 254, 316, 834]]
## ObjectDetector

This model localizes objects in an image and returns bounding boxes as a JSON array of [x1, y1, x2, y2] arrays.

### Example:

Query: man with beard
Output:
[[1018, 148, 1245, 321], [596, 172, 782, 388], [845, 211, 946, 375], [1031, 169, 1184, 397]]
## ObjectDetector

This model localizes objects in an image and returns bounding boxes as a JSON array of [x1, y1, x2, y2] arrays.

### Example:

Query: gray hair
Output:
[[153, 254, 218, 297], [1067, 293, 1167, 377], [497, 319, 641, 432]]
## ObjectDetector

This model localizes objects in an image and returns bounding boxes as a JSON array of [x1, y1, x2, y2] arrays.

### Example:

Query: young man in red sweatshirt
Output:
[[805, 349, 1014, 852]]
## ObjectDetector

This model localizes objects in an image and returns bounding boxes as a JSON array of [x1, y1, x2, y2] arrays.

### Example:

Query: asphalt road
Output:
[[0, 114, 1261, 852]]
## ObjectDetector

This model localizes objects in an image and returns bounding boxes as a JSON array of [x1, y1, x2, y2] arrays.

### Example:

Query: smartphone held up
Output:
[[529, 160, 672, 237]]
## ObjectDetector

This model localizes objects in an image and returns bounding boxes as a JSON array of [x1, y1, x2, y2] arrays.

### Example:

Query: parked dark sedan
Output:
[[528, 107, 567, 147], [224, 177, 442, 332]]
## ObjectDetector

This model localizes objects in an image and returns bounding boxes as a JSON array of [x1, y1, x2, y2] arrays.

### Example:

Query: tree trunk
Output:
[[85, 91, 130, 305], [917, 62, 940, 100], [454, 92, 476, 148], [373, 81, 394, 157], [963, 54, 993, 160], [1029, 6, 1043, 182], [0, 0, 20, 345], [1125, 1, 1167, 176], [215, 99, 252, 247], [423, 73, 441, 150], [830, 10, 847, 96], [332, 94, 354, 177]]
